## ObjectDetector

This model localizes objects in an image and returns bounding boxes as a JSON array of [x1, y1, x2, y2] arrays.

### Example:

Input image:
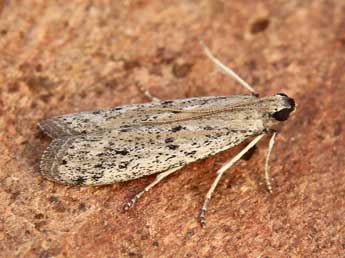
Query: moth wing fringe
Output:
[[40, 136, 73, 183], [38, 119, 73, 138]]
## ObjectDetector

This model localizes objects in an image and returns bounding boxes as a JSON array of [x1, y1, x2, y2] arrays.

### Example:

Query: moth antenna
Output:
[[264, 131, 277, 193], [199, 40, 257, 96]]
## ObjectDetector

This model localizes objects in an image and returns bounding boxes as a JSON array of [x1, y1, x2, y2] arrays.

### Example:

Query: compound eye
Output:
[[272, 108, 291, 121]]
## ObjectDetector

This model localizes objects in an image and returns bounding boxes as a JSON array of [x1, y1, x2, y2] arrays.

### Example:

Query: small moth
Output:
[[38, 41, 295, 227]]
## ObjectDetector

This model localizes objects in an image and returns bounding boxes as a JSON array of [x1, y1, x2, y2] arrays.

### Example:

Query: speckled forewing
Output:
[[40, 119, 261, 185], [38, 95, 257, 138]]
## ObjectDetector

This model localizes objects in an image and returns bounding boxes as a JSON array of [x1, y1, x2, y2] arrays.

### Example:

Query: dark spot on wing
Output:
[[115, 149, 129, 155], [203, 126, 214, 130], [92, 173, 104, 181], [185, 150, 197, 156], [167, 144, 179, 150], [171, 125, 183, 132], [119, 161, 130, 169], [74, 176, 87, 185], [166, 155, 177, 161], [164, 137, 174, 143]]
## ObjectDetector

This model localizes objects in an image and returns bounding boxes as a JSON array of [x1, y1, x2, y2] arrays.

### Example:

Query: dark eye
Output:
[[272, 108, 292, 121]]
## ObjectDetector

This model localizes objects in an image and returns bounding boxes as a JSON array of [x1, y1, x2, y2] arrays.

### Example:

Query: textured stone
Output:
[[1, 1, 344, 257]]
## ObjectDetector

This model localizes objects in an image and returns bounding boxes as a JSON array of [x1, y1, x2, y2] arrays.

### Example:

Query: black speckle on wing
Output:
[[171, 125, 184, 132]]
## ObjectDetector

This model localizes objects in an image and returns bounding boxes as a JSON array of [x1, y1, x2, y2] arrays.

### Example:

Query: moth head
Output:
[[271, 93, 296, 121]]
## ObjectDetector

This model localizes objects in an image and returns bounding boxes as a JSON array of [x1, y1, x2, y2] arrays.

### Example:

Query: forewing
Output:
[[38, 95, 256, 138], [40, 122, 256, 185]]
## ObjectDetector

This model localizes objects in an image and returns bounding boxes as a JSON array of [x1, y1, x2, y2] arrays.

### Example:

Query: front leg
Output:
[[199, 134, 265, 227]]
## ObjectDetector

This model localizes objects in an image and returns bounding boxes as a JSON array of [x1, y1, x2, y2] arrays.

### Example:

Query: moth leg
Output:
[[199, 40, 258, 96], [264, 131, 277, 193], [124, 167, 180, 210], [199, 134, 265, 227], [135, 82, 161, 102]]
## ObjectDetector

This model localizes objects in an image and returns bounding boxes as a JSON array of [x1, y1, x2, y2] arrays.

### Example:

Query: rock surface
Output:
[[1, 1, 344, 257]]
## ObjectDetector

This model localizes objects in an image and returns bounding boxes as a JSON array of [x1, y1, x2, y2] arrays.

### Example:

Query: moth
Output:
[[38, 41, 295, 227]]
